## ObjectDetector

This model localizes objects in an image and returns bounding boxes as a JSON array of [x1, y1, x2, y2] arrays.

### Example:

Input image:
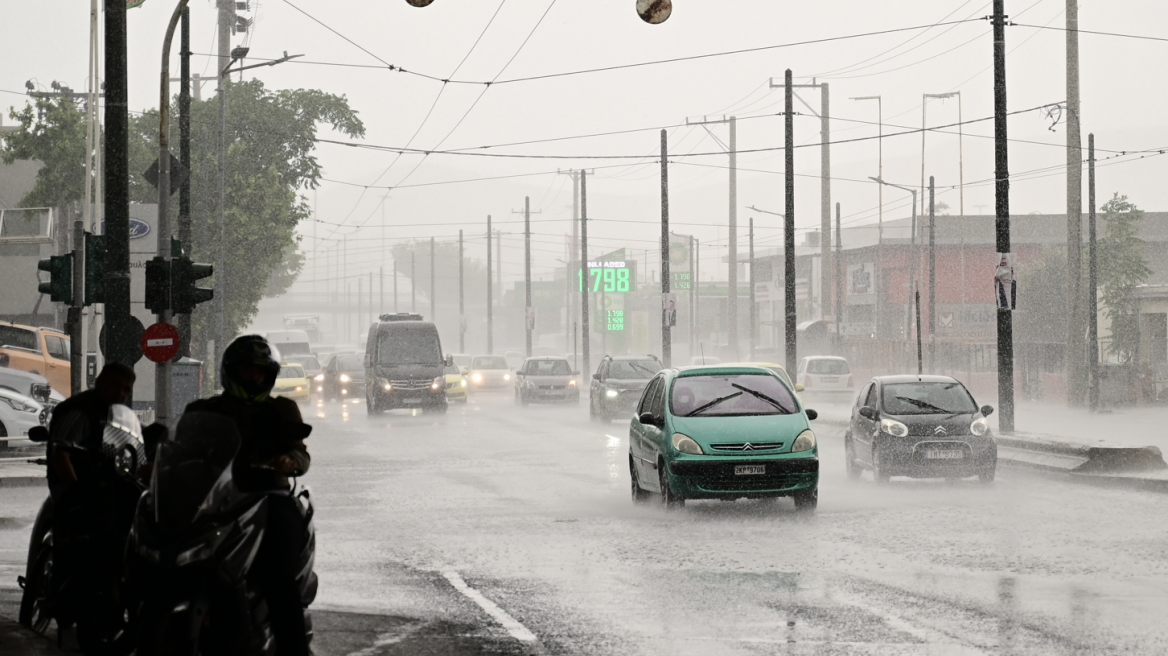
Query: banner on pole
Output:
[[995, 253, 1017, 310]]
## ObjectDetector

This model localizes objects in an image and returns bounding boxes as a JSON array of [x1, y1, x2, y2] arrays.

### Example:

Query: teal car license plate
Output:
[[735, 465, 766, 475]]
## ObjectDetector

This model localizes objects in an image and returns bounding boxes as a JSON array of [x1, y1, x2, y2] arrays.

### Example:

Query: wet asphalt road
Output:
[[3, 390, 1168, 654]]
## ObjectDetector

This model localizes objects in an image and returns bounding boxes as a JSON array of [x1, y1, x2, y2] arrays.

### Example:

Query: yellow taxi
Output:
[[444, 363, 469, 404], [272, 363, 312, 404]]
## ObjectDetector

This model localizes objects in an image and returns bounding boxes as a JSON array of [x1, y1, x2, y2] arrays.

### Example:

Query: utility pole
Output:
[[835, 202, 843, 355], [177, 6, 192, 359], [487, 216, 493, 353], [783, 70, 797, 373], [524, 197, 532, 358], [214, 0, 233, 374], [929, 176, 936, 373], [748, 217, 756, 360], [393, 259, 399, 312], [1087, 133, 1099, 412], [1065, 0, 1086, 407], [459, 229, 464, 353], [430, 237, 435, 322], [379, 266, 383, 317], [581, 172, 590, 377], [411, 250, 416, 312], [103, 0, 134, 370], [922, 91, 966, 305], [853, 95, 884, 339], [688, 234, 695, 358], [771, 77, 831, 322], [685, 115, 739, 354], [694, 237, 700, 353], [871, 177, 917, 350], [993, 0, 1015, 432], [559, 169, 583, 360], [660, 130, 672, 368]]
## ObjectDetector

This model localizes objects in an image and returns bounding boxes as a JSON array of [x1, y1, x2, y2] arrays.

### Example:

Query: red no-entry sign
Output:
[[141, 323, 180, 363]]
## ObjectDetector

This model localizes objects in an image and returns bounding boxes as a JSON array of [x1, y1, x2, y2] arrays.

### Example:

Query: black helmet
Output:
[[221, 335, 280, 402]]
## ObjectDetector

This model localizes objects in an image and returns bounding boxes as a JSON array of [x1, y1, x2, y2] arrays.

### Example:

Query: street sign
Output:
[[143, 152, 190, 195], [141, 322, 180, 364]]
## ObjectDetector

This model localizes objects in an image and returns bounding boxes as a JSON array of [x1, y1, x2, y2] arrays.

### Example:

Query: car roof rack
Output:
[[379, 313, 424, 322]]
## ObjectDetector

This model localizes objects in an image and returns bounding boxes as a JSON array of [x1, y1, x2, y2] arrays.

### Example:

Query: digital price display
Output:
[[606, 309, 625, 332], [579, 260, 636, 293], [672, 271, 692, 290]]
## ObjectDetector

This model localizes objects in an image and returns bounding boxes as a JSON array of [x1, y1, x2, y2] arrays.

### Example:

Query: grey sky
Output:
[[3, 0, 1166, 286]]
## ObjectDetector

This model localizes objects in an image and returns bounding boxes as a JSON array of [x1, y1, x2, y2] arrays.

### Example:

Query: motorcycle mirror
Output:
[[27, 426, 48, 443]]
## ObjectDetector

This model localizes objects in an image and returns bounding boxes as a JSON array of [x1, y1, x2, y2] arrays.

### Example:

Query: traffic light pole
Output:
[[177, 6, 193, 358], [103, 0, 135, 371]]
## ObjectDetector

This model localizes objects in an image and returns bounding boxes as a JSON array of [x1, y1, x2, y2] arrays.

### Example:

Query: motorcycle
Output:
[[126, 410, 317, 655], [18, 404, 148, 655]]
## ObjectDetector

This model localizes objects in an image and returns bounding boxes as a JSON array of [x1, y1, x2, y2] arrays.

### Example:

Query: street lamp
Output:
[[870, 177, 918, 362], [850, 96, 883, 240], [921, 91, 966, 304]]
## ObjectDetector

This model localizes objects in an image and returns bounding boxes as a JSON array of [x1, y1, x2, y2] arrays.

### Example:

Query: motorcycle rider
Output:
[[47, 362, 136, 497], [184, 335, 312, 656]]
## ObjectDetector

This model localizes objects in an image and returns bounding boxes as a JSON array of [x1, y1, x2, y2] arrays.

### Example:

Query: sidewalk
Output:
[[990, 400, 1168, 451], [0, 462, 44, 487]]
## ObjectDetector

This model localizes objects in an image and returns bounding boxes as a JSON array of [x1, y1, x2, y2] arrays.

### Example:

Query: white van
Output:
[[265, 330, 312, 358]]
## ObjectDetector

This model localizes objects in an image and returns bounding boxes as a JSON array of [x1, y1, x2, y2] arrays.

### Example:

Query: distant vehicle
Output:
[[846, 375, 996, 484], [283, 314, 323, 343], [514, 357, 579, 405], [444, 363, 469, 404], [0, 322, 71, 398], [629, 365, 819, 512], [796, 356, 853, 396], [295, 354, 323, 380], [724, 362, 801, 395], [0, 386, 46, 440], [504, 350, 526, 371], [272, 363, 311, 404], [450, 353, 473, 369], [467, 355, 512, 390], [689, 355, 721, 366], [589, 355, 662, 422], [364, 313, 450, 414], [265, 330, 312, 357], [320, 353, 364, 401], [531, 345, 561, 358]]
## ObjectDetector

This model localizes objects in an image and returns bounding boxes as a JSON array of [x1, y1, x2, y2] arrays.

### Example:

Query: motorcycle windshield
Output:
[[152, 411, 241, 532], [103, 404, 144, 474]]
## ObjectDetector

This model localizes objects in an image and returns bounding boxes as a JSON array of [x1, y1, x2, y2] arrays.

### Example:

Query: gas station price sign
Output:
[[606, 309, 625, 332], [578, 260, 636, 293], [672, 271, 692, 290]]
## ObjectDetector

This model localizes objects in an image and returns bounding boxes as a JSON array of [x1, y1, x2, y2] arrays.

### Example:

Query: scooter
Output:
[[18, 405, 149, 655], [127, 411, 317, 656]]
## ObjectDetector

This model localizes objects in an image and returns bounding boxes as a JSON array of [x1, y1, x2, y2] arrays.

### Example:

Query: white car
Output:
[[796, 356, 854, 396], [0, 387, 46, 441]]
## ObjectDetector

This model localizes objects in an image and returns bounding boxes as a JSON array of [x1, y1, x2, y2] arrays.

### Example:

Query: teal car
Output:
[[628, 365, 819, 512]]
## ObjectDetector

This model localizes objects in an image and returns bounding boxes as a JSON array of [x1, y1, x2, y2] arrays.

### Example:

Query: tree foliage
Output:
[[2, 96, 89, 208], [1098, 193, 1150, 362]]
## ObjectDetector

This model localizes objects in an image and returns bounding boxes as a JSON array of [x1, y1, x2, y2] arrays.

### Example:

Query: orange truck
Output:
[[0, 321, 71, 398]]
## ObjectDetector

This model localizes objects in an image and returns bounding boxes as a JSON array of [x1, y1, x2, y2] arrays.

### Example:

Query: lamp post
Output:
[[921, 91, 965, 303], [870, 177, 918, 364]]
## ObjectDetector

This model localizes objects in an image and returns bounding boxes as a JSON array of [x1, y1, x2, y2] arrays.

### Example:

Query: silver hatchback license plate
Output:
[[924, 449, 964, 460], [402, 398, 423, 405], [735, 465, 766, 475]]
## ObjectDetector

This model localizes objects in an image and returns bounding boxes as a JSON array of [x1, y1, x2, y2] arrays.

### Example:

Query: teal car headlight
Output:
[[671, 432, 703, 455], [791, 430, 816, 453]]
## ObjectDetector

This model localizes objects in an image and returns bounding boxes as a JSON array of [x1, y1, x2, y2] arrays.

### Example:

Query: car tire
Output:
[[19, 547, 51, 635], [872, 448, 891, 485], [658, 462, 684, 510], [629, 457, 650, 504], [979, 468, 996, 484], [793, 487, 818, 513], [845, 436, 862, 481]]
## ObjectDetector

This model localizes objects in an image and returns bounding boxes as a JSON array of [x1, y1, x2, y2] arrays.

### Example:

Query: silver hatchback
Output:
[[514, 357, 580, 405]]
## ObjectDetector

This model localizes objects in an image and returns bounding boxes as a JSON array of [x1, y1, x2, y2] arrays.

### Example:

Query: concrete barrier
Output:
[[995, 433, 1168, 474]]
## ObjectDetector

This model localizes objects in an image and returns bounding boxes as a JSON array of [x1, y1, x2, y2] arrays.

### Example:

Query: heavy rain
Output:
[[2, 1, 1168, 654]]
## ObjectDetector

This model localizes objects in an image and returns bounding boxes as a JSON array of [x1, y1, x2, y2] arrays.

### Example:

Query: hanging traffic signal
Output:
[[144, 257, 171, 314], [84, 233, 106, 306], [172, 257, 214, 314], [37, 254, 73, 303]]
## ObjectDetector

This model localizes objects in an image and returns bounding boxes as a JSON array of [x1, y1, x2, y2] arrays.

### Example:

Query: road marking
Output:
[[833, 591, 991, 655], [345, 623, 422, 656], [442, 570, 537, 643]]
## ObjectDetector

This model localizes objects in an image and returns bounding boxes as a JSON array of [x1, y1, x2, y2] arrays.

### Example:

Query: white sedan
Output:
[[0, 387, 45, 442]]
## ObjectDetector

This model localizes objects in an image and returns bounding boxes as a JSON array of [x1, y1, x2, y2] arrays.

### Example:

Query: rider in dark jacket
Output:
[[185, 335, 312, 656]]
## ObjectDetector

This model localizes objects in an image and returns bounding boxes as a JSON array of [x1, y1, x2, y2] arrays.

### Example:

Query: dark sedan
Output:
[[320, 353, 365, 401], [845, 375, 996, 484], [589, 355, 662, 422]]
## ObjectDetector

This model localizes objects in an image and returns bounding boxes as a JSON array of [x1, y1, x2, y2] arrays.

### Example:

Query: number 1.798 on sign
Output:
[[578, 261, 635, 293]]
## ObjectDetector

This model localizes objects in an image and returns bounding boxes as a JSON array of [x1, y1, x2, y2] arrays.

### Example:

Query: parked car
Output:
[[0, 387, 46, 441], [467, 355, 512, 390], [589, 355, 662, 422], [320, 353, 365, 401], [0, 322, 71, 397], [514, 357, 579, 405], [0, 366, 56, 409], [629, 365, 819, 511], [796, 356, 853, 397], [272, 363, 311, 404], [444, 363, 469, 404], [845, 375, 997, 484]]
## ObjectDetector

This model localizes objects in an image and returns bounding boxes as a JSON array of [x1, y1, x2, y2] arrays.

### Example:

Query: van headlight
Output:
[[314, 374, 325, 382], [671, 433, 703, 455], [880, 418, 909, 437], [472, 373, 482, 383], [503, 373, 511, 381], [970, 416, 989, 436], [791, 430, 816, 453], [339, 374, 351, 383], [431, 376, 444, 390]]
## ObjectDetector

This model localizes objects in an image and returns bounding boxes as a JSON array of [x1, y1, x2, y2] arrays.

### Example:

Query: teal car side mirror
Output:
[[805, 409, 818, 421]]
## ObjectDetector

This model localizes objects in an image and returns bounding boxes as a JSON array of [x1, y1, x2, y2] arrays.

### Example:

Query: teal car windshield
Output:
[[881, 382, 977, 415], [671, 373, 798, 417]]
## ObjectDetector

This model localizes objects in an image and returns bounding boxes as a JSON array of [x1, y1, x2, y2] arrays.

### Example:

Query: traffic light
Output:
[[84, 233, 106, 306], [172, 257, 214, 314], [37, 254, 73, 303], [144, 257, 171, 314]]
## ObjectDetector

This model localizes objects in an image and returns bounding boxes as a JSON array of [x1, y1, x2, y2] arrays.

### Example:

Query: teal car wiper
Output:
[[731, 383, 793, 413], [686, 391, 743, 416]]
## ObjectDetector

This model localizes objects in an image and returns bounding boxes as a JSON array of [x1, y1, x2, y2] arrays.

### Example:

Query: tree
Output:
[[1097, 193, 1150, 362], [2, 96, 90, 209]]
